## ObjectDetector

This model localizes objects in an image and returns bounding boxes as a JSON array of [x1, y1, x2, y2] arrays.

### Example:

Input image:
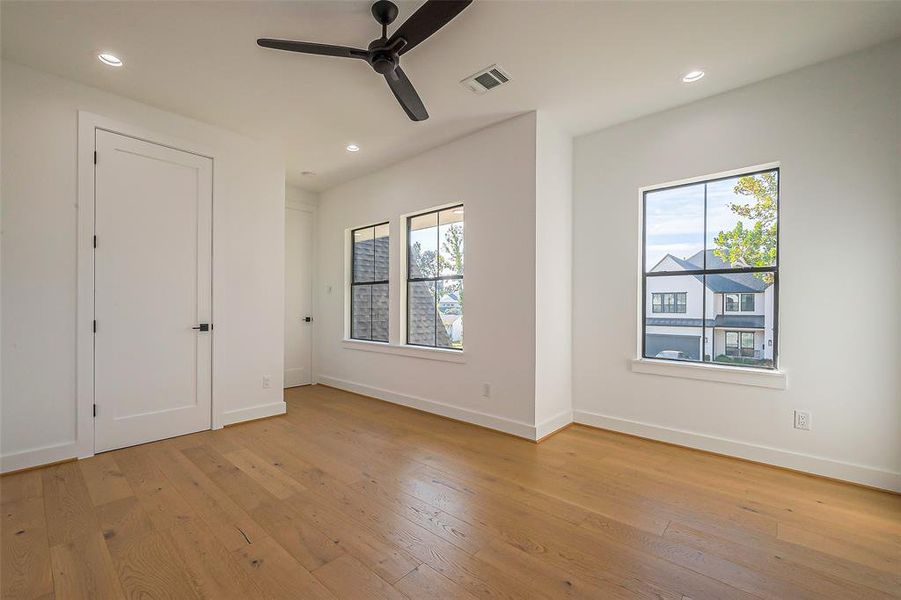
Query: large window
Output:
[[652, 292, 687, 313], [406, 205, 464, 349], [642, 168, 778, 369], [351, 223, 389, 342]]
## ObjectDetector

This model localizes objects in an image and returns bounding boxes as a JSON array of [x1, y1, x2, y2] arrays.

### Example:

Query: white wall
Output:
[[534, 113, 573, 436], [572, 41, 901, 490], [316, 114, 540, 435], [287, 185, 319, 209], [1, 61, 286, 471]]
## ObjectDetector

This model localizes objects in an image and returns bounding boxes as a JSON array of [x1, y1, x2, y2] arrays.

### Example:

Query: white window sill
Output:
[[342, 339, 466, 364], [631, 358, 786, 390]]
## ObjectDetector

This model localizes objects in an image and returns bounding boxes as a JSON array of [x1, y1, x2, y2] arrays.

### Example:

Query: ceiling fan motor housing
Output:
[[367, 40, 399, 75]]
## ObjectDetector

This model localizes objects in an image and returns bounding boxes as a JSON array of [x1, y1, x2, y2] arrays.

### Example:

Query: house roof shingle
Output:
[[652, 250, 770, 293]]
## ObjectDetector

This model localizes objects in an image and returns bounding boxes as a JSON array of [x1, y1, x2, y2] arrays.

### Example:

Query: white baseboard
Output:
[[536, 409, 573, 440], [1, 441, 85, 474], [221, 401, 287, 427], [317, 374, 537, 440], [574, 409, 901, 493]]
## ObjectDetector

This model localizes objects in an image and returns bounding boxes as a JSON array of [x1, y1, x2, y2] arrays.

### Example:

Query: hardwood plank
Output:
[[95, 496, 155, 557], [223, 447, 307, 499], [313, 554, 406, 600], [78, 454, 134, 507], [107, 530, 201, 600], [162, 516, 263, 600], [777, 521, 900, 574], [231, 534, 335, 599], [665, 521, 900, 599], [394, 563, 478, 600], [2, 473, 53, 600], [41, 462, 100, 546], [49, 532, 125, 599], [180, 445, 277, 513], [280, 490, 421, 584], [145, 444, 267, 551], [248, 498, 345, 571], [111, 446, 194, 532]]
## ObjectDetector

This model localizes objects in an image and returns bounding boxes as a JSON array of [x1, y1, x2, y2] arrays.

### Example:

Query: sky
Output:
[[644, 172, 776, 269]]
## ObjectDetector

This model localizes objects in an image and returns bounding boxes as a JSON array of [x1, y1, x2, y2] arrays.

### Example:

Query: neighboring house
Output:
[[438, 291, 463, 343], [646, 250, 775, 363], [351, 234, 390, 341]]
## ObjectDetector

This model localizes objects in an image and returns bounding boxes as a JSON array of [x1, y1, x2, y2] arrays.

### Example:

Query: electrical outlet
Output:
[[793, 410, 811, 431], [262, 375, 271, 389], [481, 383, 491, 398]]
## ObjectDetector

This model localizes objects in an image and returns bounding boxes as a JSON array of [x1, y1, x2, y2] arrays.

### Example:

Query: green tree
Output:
[[438, 224, 464, 302], [410, 242, 437, 278], [713, 172, 777, 283]]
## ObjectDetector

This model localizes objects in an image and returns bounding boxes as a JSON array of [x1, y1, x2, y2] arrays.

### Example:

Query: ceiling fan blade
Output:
[[387, 0, 472, 56], [385, 67, 429, 121], [257, 39, 369, 60]]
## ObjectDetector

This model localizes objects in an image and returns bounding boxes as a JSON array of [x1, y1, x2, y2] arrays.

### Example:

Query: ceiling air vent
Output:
[[460, 64, 511, 95]]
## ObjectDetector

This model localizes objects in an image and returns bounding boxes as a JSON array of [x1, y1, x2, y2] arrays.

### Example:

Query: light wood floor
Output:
[[2, 385, 899, 599]]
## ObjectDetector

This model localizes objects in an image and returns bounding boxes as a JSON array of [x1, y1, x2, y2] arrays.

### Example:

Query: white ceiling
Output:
[[3, 1, 901, 191]]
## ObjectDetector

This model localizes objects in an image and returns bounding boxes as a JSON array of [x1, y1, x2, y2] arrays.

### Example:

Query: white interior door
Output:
[[94, 130, 213, 452], [285, 207, 313, 387]]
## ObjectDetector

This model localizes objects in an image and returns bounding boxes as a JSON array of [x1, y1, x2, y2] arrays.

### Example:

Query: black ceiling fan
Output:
[[257, 0, 472, 122]]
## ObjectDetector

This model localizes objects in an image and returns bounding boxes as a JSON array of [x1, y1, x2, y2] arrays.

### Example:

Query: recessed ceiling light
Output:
[[98, 53, 123, 67], [346, 144, 360, 152], [681, 70, 705, 83]]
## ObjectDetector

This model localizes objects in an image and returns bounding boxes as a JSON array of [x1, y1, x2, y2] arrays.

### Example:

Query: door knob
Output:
[[303, 316, 313, 323], [192, 323, 211, 332]]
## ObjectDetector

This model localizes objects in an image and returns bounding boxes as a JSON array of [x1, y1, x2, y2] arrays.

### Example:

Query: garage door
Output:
[[645, 334, 701, 360]]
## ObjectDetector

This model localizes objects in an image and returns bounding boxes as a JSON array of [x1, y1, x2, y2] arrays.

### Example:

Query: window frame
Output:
[[405, 204, 464, 350], [724, 292, 755, 313], [651, 292, 687, 313], [640, 166, 779, 370], [725, 330, 756, 358], [349, 221, 390, 343]]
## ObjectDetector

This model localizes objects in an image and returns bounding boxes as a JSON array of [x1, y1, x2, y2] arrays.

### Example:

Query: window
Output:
[[350, 223, 389, 342], [725, 331, 756, 358], [725, 293, 755, 312], [652, 292, 687, 313], [642, 168, 778, 369], [406, 205, 464, 349], [741, 293, 755, 312]]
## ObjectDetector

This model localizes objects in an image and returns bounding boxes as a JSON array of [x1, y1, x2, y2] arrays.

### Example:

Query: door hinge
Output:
[[93, 320, 97, 333], [93, 235, 97, 248], [93, 404, 97, 417], [93, 151, 98, 165]]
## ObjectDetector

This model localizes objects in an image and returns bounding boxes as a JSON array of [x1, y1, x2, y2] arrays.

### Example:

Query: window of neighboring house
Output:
[[725, 331, 756, 358], [652, 292, 687, 313], [406, 205, 464, 350], [725, 293, 755, 312], [642, 167, 778, 369], [350, 223, 389, 342]]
